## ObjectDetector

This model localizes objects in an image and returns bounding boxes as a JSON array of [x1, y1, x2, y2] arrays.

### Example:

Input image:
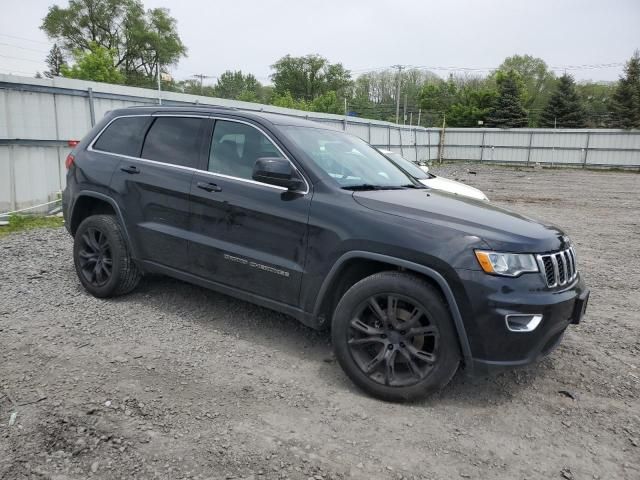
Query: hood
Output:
[[353, 188, 567, 253], [421, 176, 488, 201]]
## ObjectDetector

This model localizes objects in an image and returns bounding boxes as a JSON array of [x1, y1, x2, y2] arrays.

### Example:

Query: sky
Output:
[[1, 0, 639, 84]]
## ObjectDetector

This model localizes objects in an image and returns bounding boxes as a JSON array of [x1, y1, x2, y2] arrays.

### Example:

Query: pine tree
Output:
[[44, 44, 65, 78], [539, 74, 587, 128], [609, 50, 640, 129], [487, 70, 528, 128]]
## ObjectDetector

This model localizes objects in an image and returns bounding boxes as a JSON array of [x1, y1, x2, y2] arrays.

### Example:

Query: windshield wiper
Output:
[[342, 184, 406, 191]]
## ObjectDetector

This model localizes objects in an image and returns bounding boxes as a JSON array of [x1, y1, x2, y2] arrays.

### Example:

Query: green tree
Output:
[[487, 70, 528, 128], [60, 42, 124, 83], [419, 77, 458, 116], [577, 82, 616, 127], [44, 43, 66, 78], [271, 54, 351, 101], [609, 50, 640, 129], [212, 70, 262, 101], [269, 91, 310, 111], [494, 55, 555, 126], [447, 84, 497, 127], [539, 74, 587, 128], [310, 91, 344, 114], [41, 0, 186, 85]]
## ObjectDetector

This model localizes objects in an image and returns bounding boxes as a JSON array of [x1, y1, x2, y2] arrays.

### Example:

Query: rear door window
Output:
[[141, 117, 206, 168], [92, 116, 151, 157]]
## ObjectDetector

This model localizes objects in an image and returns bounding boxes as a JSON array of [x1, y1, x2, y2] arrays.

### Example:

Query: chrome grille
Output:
[[537, 247, 577, 288]]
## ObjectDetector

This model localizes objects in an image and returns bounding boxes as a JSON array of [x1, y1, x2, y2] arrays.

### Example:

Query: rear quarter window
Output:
[[92, 116, 151, 157]]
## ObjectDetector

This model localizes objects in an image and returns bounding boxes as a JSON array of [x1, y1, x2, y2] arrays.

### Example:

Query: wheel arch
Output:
[[69, 191, 137, 259], [312, 251, 473, 366]]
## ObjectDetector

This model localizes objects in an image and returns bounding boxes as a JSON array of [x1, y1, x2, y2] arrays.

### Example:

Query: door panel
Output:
[[108, 116, 207, 270], [189, 118, 310, 306], [111, 159, 194, 269], [189, 173, 310, 305]]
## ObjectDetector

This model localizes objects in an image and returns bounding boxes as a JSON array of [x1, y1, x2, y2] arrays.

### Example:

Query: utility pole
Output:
[[417, 108, 422, 127], [438, 113, 446, 165], [392, 64, 404, 124], [403, 94, 407, 125], [157, 59, 162, 105], [409, 111, 413, 126], [192, 74, 213, 95], [344, 97, 347, 116]]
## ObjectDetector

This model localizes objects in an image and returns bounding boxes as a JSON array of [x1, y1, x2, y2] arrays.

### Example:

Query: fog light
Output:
[[505, 314, 543, 332]]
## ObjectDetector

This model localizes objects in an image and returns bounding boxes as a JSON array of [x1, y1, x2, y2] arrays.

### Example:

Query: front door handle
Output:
[[120, 165, 140, 174], [197, 181, 222, 193]]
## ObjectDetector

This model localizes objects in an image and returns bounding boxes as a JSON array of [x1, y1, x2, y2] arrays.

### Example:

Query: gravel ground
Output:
[[1, 163, 639, 480]]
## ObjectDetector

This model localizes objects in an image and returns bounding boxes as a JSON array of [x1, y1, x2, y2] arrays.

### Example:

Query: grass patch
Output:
[[0, 214, 65, 238]]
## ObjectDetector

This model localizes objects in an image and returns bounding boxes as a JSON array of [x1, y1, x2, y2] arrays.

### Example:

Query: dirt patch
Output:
[[1, 164, 639, 479]]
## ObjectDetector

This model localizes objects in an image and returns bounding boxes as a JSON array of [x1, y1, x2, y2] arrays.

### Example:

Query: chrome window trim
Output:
[[87, 113, 310, 194]]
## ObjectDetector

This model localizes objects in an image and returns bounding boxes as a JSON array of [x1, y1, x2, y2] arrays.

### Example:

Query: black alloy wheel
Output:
[[348, 294, 440, 387], [78, 227, 113, 287], [331, 271, 460, 401], [73, 214, 141, 297]]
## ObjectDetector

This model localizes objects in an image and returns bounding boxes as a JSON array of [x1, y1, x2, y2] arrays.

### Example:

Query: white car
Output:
[[378, 149, 489, 201]]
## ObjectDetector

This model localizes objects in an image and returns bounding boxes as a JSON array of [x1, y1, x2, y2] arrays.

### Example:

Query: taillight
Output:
[[65, 153, 75, 169], [68, 140, 80, 147]]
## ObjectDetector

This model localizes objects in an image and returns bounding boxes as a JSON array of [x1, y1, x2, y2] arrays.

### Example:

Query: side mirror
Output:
[[252, 157, 304, 191], [419, 165, 429, 174]]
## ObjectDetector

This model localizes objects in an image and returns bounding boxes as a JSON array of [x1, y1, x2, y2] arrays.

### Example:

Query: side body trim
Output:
[[141, 260, 316, 328]]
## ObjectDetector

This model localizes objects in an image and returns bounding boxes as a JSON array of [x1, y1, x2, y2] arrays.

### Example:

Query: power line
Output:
[[0, 33, 51, 46], [353, 61, 627, 77], [191, 73, 215, 94], [0, 53, 46, 65], [0, 41, 50, 54], [0, 67, 37, 76]]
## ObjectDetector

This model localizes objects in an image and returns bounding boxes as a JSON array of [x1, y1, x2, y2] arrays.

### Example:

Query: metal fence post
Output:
[[480, 130, 486, 161], [427, 129, 431, 161], [583, 132, 591, 168], [526, 131, 534, 165], [88, 87, 96, 127], [368, 122, 372, 144], [414, 128, 418, 162], [343, 118, 347, 131]]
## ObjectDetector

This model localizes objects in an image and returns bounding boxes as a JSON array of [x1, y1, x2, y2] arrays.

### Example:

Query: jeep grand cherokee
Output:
[[62, 107, 589, 401]]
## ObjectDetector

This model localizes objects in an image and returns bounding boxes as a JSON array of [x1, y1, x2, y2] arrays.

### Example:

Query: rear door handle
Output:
[[197, 181, 222, 193], [120, 166, 140, 174]]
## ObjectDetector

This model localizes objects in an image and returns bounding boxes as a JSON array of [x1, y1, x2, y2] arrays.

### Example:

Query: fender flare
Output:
[[312, 251, 473, 365], [70, 191, 137, 259]]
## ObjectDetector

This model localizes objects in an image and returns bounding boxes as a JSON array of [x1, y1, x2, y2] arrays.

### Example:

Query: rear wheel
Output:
[[332, 271, 460, 402], [73, 214, 141, 297]]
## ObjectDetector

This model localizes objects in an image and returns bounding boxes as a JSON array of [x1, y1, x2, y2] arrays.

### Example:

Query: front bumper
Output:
[[455, 268, 589, 376]]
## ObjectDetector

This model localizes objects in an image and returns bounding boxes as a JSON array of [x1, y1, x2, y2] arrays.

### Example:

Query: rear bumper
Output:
[[455, 269, 589, 376]]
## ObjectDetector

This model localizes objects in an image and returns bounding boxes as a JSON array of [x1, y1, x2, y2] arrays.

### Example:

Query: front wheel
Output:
[[332, 271, 460, 402], [73, 214, 141, 298]]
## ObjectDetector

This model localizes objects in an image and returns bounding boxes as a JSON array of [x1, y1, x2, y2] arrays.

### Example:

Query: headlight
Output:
[[474, 250, 539, 277]]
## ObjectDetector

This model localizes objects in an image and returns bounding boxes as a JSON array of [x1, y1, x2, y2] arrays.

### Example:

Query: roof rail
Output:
[[124, 104, 237, 110]]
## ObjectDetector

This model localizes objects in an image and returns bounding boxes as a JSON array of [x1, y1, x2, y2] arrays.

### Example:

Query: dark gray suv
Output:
[[62, 106, 589, 401]]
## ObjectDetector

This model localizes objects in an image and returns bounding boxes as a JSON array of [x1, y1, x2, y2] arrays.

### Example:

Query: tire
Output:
[[332, 271, 460, 402], [73, 214, 141, 298]]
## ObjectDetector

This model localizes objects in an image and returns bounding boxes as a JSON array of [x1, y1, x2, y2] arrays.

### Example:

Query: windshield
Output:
[[283, 126, 419, 189], [383, 152, 428, 179]]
